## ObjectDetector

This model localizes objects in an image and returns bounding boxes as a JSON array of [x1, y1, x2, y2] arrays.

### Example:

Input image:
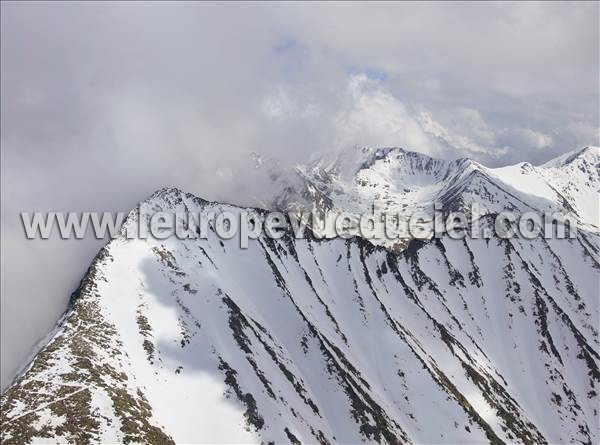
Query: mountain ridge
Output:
[[1, 147, 599, 444]]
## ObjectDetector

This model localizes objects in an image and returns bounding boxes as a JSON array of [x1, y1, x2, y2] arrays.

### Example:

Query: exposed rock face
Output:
[[273, 146, 599, 237], [1, 148, 598, 444]]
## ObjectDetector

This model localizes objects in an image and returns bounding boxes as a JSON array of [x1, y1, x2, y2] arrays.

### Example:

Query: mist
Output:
[[1, 1, 598, 390]]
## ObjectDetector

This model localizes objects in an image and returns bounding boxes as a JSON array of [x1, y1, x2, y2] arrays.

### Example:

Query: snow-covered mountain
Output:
[[1, 148, 599, 444], [273, 146, 599, 243]]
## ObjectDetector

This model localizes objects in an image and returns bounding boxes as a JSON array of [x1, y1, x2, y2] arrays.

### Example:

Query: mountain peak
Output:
[[148, 186, 185, 200], [541, 145, 600, 168]]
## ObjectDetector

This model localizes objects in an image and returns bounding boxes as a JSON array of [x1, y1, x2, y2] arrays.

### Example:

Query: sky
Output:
[[1, 1, 598, 390]]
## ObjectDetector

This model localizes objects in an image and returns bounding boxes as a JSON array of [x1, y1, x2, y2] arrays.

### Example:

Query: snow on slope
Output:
[[2, 174, 599, 444], [272, 146, 600, 248], [2, 148, 599, 444]]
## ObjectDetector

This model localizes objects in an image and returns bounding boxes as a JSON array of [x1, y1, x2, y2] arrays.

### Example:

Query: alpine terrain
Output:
[[1, 147, 599, 444]]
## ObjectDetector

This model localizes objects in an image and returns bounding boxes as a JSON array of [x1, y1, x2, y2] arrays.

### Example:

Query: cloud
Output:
[[417, 110, 492, 156], [500, 128, 554, 150], [331, 76, 440, 156], [1, 2, 598, 390], [566, 121, 600, 145]]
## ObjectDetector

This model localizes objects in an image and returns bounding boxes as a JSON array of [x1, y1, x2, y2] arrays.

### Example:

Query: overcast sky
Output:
[[1, 2, 598, 389]]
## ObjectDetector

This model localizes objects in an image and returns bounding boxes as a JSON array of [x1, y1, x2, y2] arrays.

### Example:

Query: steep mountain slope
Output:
[[273, 146, 599, 244], [1, 149, 599, 444]]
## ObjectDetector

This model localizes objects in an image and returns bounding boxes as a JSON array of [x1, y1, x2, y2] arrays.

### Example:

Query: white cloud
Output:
[[417, 111, 494, 155], [333, 75, 442, 156], [566, 121, 600, 145], [514, 128, 553, 150]]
